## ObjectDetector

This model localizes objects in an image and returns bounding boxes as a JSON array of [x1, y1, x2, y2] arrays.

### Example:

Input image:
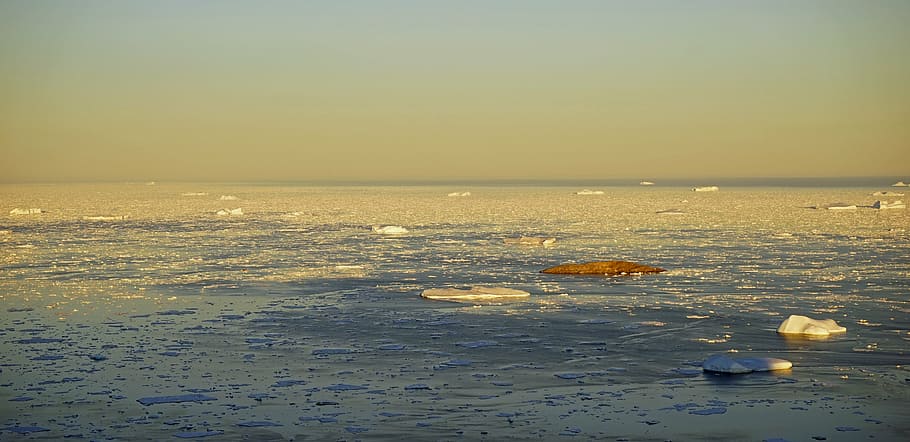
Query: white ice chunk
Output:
[[692, 186, 719, 192], [83, 215, 127, 221], [892, 181, 908, 187], [216, 208, 243, 216], [872, 191, 904, 196], [702, 354, 792, 374], [639, 181, 655, 186], [181, 192, 209, 196], [372, 225, 408, 235], [777, 314, 846, 336], [656, 209, 685, 215], [219, 195, 239, 201], [447, 191, 471, 197], [10, 208, 44, 215], [421, 286, 530, 302], [503, 236, 556, 246], [872, 200, 905, 209], [575, 189, 604, 195]]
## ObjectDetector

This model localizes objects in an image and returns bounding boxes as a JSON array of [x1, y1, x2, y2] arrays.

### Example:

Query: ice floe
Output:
[[420, 286, 531, 303], [447, 191, 471, 197], [814, 202, 857, 210], [216, 208, 243, 216], [181, 192, 209, 196], [892, 181, 908, 187], [872, 191, 904, 196], [575, 189, 604, 195], [656, 208, 685, 215], [219, 195, 239, 201], [872, 200, 905, 209], [777, 314, 847, 336], [136, 393, 217, 406], [702, 354, 792, 374], [83, 215, 127, 221], [502, 236, 556, 246], [372, 225, 408, 234], [10, 208, 44, 215], [692, 186, 719, 192], [640, 181, 655, 185]]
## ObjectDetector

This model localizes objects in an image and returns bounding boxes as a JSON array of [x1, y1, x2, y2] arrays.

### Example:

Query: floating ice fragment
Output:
[[272, 380, 308, 387], [9, 208, 44, 215], [575, 189, 604, 195], [346, 426, 369, 434], [702, 354, 792, 374], [181, 192, 209, 196], [892, 181, 908, 187], [3, 426, 50, 434], [372, 225, 408, 234], [325, 383, 368, 391], [447, 191, 471, 197], [216, 208, 243, 216], [456, 340, 499, 349], [554, 373, 587, 380], [378, 344, 406, 351], [174, 430, 223, 438], [872, 200, 905, 209], [137, 393, 217, 405], [312, 348, 353, 355], [689, 407, 727, 415], [813, 203, 856, 210], [640, 181, 655, 185], [219, 195, 239, 201], [17, 337, 64, 344], [237, 421, 282, 427], [503, 236, 556, 246], [692, 186, 719, 192], [836, 426, 861, 432], [872, 191, 904, 196], [777, 315, 846, 337], [421, 286, 530, 303], [83, 215, 127, 221], [405, 384, 431, 390]]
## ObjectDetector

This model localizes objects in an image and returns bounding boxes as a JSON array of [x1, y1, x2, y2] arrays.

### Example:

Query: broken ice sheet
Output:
[[136, 393, 217, 406]]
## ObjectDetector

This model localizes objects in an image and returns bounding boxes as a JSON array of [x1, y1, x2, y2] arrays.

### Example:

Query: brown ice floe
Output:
[[540, 260, 665, 276]]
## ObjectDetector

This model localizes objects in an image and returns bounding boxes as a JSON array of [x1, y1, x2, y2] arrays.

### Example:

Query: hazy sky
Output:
[[2, 0, 908, 182]]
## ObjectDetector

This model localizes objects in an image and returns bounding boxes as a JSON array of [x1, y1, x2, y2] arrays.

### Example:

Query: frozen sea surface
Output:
[[1, 183, 908, 440]]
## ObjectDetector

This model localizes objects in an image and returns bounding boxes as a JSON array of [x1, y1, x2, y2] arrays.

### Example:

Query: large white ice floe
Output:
[[575, 189, 604, 195], [892, 181, 908, 187], [702, 354, 792, 374], [777, 314, 847, 336], [503, 236, 556, 246], [10, 208, 44, 215], [216, 208, 243, 216], [639, 181, 655, 186], [447, 191, 471, 197], [692, 186, 719, 192], [372, 225, 408, 235], [873, 200, 905, 210], [421, 286, 530, 303]]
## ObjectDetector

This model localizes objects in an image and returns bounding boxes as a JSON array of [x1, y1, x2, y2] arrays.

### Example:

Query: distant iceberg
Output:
[[181, 192, 209, 196], [219, 195, 239, 201], [421, 286, 530, 303], [10, 208, 44, 215], [83, 215, 127, 221], [816, 203, 857, 210], [872, 191, 904, 197], [503, 236, 556, 246], [702, 354, 792, 374], [447, 191, 471, 197], [872, 200, 905, 209], [575, 189, 604, 195], [892, 181, 908, 187], [777, 314, 846, 337], [639, 181, 655, 186], [216, 208, 243, 216], [692, 186, 719, 192], [372, 225, 408, 235]]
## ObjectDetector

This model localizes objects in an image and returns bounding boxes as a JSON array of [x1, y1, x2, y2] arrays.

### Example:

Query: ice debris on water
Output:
[[777, 315, 846, 337], [702, 354, 792, 374], [174, 430, 223, 438], [421, 286, 530, 303], [9, 208, 44, 215], [216, 208, 243, 216], [372, 225, 408, 235], [136, 393, 217, 405]]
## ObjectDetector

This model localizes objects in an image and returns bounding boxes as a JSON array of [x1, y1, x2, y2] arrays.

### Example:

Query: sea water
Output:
[[1, 183, 908, 440]]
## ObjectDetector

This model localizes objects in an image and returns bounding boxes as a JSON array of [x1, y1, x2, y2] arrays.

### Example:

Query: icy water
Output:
[[1, 183, 908, 441]]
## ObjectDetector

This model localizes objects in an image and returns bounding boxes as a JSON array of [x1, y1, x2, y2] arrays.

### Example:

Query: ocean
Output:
[[1, 182, 908, 440]]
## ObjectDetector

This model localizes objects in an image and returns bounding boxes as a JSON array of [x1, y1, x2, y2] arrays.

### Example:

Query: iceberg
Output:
[[10, 208, 44, 215], [216, 208, 243, 216], [421, 286, 530, 303], [503, 236, 556, 246], [83, 215, 127, 221], [372, 225, 408, 235], [777, 314, 846, 336], [447, 191, 471, 197], [892, 181, 908, 187], [575, 189, 604, 195], [219, 195, 239, 201], [639, 181, 655, 186], [702, 354, 792, 374], [872, 191, 904, 197], [692, 186, 719, 192], [872, 200, 905, 209], [181, 192, 209, 196]]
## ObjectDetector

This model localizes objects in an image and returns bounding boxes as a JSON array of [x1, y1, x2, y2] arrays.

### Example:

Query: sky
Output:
[[1, 0, 908, 183]]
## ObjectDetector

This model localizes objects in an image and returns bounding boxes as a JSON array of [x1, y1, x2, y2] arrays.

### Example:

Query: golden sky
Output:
[[2, 0, 908, 182]]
